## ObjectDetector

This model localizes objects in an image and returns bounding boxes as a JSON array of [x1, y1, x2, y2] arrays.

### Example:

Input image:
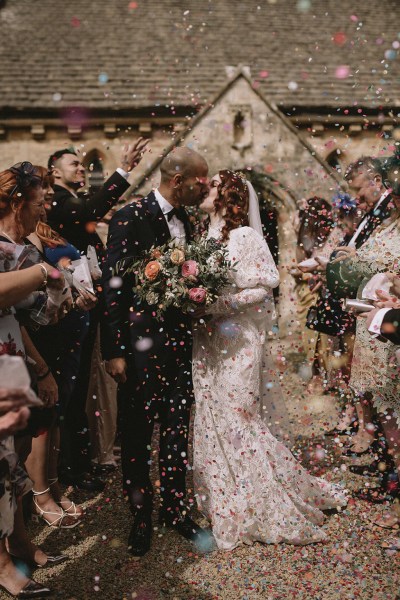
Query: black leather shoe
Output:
[[159, 511, 205, 542], [0, 579, 51, 598], [127, 512, 152, 557], [59, 473, 106, 493]]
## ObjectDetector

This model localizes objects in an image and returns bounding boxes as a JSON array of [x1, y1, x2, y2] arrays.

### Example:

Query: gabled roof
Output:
[[131, 70, 341, 203], [0, 0, 399, 112]]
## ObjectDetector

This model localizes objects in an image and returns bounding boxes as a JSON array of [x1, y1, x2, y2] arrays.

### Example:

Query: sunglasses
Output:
[[8, 162, 42, 199]]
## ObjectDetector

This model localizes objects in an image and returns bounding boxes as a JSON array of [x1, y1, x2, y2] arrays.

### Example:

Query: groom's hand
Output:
[[105, 357, 127, 384]]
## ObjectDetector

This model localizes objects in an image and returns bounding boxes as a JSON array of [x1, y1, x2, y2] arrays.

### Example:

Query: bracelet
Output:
[[37, 367, 51, 381], [38, 264, 48, 287]]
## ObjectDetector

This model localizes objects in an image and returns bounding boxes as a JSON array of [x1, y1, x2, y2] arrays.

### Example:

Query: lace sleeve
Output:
[[350, 223, 400, 278], [207, 227, 279, 316]]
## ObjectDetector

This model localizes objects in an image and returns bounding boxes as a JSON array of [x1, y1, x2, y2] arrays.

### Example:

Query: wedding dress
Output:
[[193, 225, 347, 550]]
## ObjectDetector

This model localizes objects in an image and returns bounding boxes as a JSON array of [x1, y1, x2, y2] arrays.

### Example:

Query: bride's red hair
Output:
[[213, 170, 249, 241]]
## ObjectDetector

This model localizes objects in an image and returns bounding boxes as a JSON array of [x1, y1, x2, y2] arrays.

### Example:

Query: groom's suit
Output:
[[101, 192, 194, 516]]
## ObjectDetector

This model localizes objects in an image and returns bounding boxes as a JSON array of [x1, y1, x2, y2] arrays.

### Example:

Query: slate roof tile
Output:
[[0, 0, 398, 111]]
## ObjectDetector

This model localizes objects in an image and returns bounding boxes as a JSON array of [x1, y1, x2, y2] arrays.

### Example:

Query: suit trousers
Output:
[[118, 348, 193, 517]]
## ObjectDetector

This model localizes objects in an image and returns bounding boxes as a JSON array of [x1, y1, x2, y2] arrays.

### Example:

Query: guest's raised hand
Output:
[[120, 137, 150, 172]]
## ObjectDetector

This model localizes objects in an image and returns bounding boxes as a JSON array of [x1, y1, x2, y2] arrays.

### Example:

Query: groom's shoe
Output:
[[127, 511, 152, 556], [159, 510, 204, 543]]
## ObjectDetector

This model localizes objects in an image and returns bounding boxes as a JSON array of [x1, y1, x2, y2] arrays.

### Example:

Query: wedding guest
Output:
[[351, 151, 400, 528], [0, 167, 71, 598], [46, 140, 148, 491], [333, 156, 396, 452], [28, 166, 96, 500], [293, 197, 334, 388], [361, 288, 400, 541], [316, 157, 395, 440], [0, 162, 82, 531], [333, 178, 399, 506], [103, 147, 209, 556]]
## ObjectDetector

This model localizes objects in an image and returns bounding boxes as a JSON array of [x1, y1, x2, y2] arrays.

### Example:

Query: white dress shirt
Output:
[[348, 189, 391, 247], [368, 308, 392, 336], [116, 167, 130, 180], [154, 189, 187, 244]]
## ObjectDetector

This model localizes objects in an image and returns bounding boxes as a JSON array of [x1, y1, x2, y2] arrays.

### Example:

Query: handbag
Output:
[[306, 289, 355, 337]]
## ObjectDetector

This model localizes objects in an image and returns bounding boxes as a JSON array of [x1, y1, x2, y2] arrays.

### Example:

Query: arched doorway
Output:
[[83, 149, 105, 192]]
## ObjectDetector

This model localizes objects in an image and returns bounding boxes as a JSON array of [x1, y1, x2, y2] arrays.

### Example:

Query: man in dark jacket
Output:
[[48, 139, 148, 254], [47, 139, 148, 491], [102, 146, 210, 556]]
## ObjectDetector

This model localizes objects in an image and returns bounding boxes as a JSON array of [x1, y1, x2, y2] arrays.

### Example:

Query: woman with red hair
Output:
[[193, 170, 347, 551]]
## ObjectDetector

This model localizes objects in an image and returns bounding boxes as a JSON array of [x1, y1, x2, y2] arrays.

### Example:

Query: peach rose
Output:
[[188, 287, 207, 304], [151, 248, 162, 259], [170, 248, 185, 265], [144, 260, 161, 281], [181, 260, 199, 279]]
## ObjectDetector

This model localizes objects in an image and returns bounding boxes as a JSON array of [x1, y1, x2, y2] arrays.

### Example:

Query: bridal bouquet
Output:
[[118, 238, 233, 318]]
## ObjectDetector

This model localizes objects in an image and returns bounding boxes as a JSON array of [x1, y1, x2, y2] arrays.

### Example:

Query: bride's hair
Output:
[[214, 170, 249, 241]]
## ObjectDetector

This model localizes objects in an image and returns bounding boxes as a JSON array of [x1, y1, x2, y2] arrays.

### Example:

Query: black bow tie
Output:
[[167, 207, 185, 222]]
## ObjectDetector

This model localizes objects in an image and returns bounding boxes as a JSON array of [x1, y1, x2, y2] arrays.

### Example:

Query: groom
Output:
[[102, 146, 209, 556]]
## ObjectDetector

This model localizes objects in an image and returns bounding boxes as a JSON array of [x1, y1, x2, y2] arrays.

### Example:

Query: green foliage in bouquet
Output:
[[117, 237, 234, 318]]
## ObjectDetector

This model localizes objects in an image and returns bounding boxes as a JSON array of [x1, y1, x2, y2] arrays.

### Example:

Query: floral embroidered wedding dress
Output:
[[193, 226, 347, 550]]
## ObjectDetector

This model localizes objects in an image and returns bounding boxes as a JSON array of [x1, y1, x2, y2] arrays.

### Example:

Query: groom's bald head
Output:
[[159, 146, 209, 207], [160, 146, 208, 182]]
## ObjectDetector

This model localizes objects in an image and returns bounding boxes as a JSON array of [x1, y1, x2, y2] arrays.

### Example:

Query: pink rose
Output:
[[181, 260, 199, 279], [188, 287, 207, 304]]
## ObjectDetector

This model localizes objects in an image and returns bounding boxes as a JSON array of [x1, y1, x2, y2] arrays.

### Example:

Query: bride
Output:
[[192, 170, 347, 550]]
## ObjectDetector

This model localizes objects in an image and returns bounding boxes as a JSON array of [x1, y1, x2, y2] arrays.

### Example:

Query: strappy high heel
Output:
[[32, 487, 81, 529], [48, 478, 84, 518]]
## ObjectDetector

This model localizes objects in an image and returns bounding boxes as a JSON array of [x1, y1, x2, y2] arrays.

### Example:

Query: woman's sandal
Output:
[[32, 487, 81, 529], [49, 478, 84, 518]]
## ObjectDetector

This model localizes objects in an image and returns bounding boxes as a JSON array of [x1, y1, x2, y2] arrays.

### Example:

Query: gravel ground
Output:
[[4, 342, 400, 600]]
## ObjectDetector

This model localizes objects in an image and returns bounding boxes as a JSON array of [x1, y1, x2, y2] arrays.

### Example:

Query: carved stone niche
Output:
[[230, 105, 253, 151]]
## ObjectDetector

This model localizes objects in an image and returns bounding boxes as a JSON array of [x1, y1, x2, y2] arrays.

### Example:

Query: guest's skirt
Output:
[[350, 318, 400, 425]]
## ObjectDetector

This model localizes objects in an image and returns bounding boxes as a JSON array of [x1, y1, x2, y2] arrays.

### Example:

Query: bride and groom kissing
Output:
[[102, 146, 347, 556]]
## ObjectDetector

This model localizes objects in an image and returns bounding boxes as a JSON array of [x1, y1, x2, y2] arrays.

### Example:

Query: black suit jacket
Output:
[[47, 172, 130, 254], [380, 309, 400, 345], [101, 191, 192, 363]]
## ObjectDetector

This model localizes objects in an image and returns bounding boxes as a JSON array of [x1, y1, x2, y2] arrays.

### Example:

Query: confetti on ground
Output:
[[27, 337, 399, 600]]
